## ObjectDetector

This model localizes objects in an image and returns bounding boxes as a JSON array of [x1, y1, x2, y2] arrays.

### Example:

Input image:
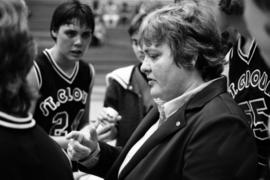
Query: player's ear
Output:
[[51, 29, 57, 40]]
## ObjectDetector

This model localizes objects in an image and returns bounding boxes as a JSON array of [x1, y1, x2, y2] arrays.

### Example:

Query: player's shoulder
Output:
[[34, 50, 49, 66], [78, 60, 92, 70], [78, 60, 94, 75]]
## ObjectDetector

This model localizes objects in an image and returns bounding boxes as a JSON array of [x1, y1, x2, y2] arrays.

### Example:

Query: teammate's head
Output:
[[50, 0, 95, 41], [128, 2, 164, 61], [0, 0, 37, 115], [175, 0, 242, 52], [250, 0, 270, 11], [128, 13, 147, 61], [219, 0, 244, 15], [128, 13, 147, 38], [175, 0, 244, 32], [244, 0, 270, 61], [175, 0, 244, 15], [49, 0, 95, 62]]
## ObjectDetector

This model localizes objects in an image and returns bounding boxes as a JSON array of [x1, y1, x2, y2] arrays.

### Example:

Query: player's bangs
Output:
[[253, 0, 270, 11], [66, 11, 93, 29], [60, 8, 94, 31]]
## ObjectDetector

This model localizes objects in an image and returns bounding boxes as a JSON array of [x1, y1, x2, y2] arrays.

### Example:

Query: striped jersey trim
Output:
[[43, 49, 79, 84], [0, 111, 35, 129], [34, 61, 42, 89], [88, 63, 95, 90], [237, 38, 257, 65]]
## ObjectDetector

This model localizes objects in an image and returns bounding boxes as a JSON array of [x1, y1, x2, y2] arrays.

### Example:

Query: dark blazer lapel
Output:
[[117, 77, 227, 179], [106, 106, 159, 179], [123, 106, 159, 152], [118, 106, 187, 180], [187, 76, 227, 109]]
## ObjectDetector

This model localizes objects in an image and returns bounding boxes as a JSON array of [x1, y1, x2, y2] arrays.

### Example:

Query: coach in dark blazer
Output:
[[67, 2, 257, 180]]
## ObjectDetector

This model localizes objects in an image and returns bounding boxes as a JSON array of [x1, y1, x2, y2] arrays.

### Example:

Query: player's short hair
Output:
[[128, 13, 147, 37], [139, 1, 225, 81], [219, 0, 244, 15], [252, 0, 270, 11], [175, 0, 244, 15], [0, 0, 37, 115], [128, 2, 164, 37], [50, 0, 95, 41]]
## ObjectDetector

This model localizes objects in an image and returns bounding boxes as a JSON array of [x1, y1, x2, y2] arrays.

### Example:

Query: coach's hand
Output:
[[66, 127, 98, 162]]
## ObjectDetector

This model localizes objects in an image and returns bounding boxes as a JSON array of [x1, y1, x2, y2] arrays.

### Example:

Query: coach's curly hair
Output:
[[139, 1, 225, 81], [0, 0, 37, 116], [175, 0, 244, 16]]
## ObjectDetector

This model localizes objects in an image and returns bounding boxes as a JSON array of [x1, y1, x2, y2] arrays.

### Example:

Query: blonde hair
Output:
[[0, 0, 28, 31], [0, 0, 37, 115]]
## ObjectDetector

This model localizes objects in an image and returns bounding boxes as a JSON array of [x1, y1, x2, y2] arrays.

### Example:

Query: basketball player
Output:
[[222, 1, 270, 179], [244, 0, 270, 65], [27, 0, 95, 150], [0, 0, 73, 179], [175, 0, 269, 179], [244, 0, 270, 178], [205, 0, 270, 179], [202, 0, 270, 178], [95, 2, 164, 146]]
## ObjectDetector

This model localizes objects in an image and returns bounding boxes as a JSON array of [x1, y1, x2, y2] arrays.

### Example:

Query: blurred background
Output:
[[25, 0, 173, 120]]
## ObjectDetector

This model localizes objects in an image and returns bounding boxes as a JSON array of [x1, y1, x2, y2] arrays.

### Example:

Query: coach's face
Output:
[[140, 42, 194, 102], [51, 19, 92, 62]]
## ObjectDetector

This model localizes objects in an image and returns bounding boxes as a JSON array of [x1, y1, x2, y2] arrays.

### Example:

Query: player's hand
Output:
[[94, 107, 121, 142], [96, 123, 118, 142], [66, 127, 98, 161], [97, 107, 121, 123]]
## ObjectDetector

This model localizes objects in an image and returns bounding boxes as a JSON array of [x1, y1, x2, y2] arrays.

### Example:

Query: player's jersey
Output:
[[33, 49, 94, 136], [228, 37, 270, 166]]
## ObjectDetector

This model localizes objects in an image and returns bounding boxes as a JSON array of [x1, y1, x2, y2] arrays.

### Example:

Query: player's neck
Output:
[[232, 17, 251, 40], [48, 47, 77, 74], [241, 37, 254, 55]]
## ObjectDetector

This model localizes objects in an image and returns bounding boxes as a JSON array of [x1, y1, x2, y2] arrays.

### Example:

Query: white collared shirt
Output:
[[118, 78, 220, 177]]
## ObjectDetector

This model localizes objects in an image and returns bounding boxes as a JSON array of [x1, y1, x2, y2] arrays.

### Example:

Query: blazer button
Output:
[[176, 121, 181, 126]]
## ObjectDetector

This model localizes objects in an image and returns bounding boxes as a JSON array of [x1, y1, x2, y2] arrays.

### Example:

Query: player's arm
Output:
[[26, 63, 40, 114], [79, 64, 96, 133], [27, 63, 77, 150]]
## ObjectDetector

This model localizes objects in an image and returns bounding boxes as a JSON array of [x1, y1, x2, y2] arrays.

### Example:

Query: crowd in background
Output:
[[89, 0, 165, 47]]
